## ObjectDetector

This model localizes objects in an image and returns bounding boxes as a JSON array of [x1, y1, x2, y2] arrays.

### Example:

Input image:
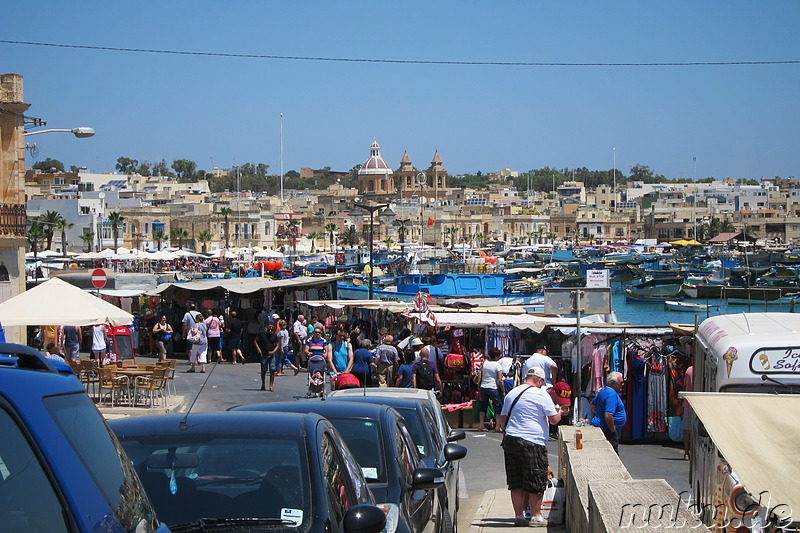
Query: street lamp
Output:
[[25, 127, 95, 138], [350, 200, 390, 300], [394, 218, 412, 244]]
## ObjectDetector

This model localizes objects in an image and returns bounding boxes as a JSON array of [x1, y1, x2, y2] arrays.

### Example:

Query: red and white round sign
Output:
[[91, 268, 107, 289]]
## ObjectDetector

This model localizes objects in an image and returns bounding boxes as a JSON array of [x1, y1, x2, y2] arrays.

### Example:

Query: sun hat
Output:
[[410, 338, 424, 347]]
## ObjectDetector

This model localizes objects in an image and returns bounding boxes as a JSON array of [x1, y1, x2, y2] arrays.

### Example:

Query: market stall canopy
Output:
[[708, 232, 742, 243], [669, 239, 691, 246], [682, 392, 800, 521], [147, 274, 345, 296], [0, 277, 134, 327], [253, 248, 284, 258]]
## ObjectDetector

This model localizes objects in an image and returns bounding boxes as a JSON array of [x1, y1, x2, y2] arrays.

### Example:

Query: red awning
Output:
[[708, 231, 742, 243]]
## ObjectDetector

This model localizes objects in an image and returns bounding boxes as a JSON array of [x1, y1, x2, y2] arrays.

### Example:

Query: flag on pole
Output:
[[427, 217, 435, 226], [413, 291, 437, 326]]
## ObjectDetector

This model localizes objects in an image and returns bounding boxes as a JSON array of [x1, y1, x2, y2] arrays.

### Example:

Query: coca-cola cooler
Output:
[[110, 325, 135, 363]]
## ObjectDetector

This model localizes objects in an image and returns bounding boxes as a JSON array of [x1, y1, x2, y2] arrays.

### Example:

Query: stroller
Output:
[[306, 354, 328, 398]]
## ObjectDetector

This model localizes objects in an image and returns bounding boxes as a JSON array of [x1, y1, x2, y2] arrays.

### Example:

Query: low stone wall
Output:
[[558, 426, 710, 533]]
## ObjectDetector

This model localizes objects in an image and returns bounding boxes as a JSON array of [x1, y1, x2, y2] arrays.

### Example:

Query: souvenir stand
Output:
[[544, 322, 694, 443]]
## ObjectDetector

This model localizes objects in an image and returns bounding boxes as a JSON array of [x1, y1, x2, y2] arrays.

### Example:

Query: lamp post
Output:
[[24, 127, 95, 138], [394, 218, 412, 244], [350, 201, 391, 300]]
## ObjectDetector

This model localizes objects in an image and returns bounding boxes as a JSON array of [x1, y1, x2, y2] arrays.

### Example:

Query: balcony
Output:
[[0, 204, 26, 237]]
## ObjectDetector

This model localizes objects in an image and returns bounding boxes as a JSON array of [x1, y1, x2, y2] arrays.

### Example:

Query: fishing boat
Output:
[[337, 272, 545, 306], [625, 292, 684, 303], [664, 300, 711, 312], [624, 275, 684, 302]]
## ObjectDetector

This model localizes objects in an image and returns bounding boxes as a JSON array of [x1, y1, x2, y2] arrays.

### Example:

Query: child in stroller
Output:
[[306, 354, 328, 398]]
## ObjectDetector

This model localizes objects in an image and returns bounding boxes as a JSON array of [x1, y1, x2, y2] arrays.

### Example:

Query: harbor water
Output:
[[608, 286, 798, 326]]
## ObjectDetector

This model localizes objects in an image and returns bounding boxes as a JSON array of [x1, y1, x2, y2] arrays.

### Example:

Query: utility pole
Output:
[[280, 112, 284, 205]]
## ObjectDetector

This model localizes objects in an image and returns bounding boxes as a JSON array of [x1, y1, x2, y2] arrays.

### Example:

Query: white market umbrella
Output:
[[253, 248, 285, 258], [0, 277, 133, 327]]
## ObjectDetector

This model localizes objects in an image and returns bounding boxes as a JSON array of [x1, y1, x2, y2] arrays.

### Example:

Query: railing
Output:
[[0, 204, 26, 237]]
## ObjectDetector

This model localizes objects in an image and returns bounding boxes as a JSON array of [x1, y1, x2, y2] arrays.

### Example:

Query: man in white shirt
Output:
[[498, 367, 568, 527], [521, 346, 559, 388], [292, 314, 308, 366]]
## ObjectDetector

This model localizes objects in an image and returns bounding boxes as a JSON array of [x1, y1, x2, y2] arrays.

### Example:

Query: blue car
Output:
[[0, 343, 167, 533]]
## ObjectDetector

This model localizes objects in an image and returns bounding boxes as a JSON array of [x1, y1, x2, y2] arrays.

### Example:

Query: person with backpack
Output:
[[412, 349, 442, 391]]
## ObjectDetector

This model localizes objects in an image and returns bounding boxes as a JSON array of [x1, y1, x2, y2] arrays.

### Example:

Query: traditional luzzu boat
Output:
[[664, 300, 712, 312], [337, 272, 545, 306], [624, 275, 684, 303]]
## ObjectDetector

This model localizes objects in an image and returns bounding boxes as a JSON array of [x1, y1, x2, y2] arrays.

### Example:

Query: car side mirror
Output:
[[443, 443, 468, 462], [343, 504, 387, 533], [412, 467, 445, 490], [447, 429, 466, 442]]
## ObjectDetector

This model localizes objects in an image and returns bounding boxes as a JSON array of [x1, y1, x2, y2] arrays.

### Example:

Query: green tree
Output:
[[79, 230, 95, 253], [445, 226, 459, 249], [107, 211, 124, 252], [170, 227, 189, 249], [172, 159, 197, 182], [324, 223, 338, 252], [40, 210, 64, 251], [54, 217, 74, 255], [306, 232, 320, 253], [339, 225, 360, 247], [69, 165, 80, 173], [115, 157, 139, 174], [32, 158, 65, 173], [27, 220, 45, 260], [151, 229, 165, 251], [136, 161, 152, 176], [153, 159, 174, 177], [219, 207, 233, 249], [196, 230, 212, 253]]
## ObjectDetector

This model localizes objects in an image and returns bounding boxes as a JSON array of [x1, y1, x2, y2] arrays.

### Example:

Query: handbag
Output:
[[500, 385, 533, 447], [472, 364, 483, 385]]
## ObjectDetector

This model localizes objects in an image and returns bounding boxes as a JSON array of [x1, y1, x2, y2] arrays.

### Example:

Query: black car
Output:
[[324, 396, 467, 533], [109, 412, 386, 533], [232, 401, 445, 533]]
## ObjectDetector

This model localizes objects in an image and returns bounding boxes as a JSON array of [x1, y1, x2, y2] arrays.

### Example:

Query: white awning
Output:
[[682, 392, 800, 519], [147, 275, 343, 295]]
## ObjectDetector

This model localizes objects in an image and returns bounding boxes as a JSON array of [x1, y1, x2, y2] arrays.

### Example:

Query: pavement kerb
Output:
[[98, 394, 187, 420], [468, 489, 567, 532]]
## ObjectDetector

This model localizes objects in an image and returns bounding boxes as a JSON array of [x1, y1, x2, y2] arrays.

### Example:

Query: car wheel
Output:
[[440, 506, 454, 533]]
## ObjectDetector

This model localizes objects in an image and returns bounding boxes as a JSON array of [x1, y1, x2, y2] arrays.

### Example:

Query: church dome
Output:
[[359, 140, 393, 176]]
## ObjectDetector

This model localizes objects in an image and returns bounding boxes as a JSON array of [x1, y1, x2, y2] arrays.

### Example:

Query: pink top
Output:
[[205, 316, 221, 338], [683, 366, 693, 409]]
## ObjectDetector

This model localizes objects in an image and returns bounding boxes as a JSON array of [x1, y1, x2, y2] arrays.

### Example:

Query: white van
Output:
[[687, 313, 800, 531]]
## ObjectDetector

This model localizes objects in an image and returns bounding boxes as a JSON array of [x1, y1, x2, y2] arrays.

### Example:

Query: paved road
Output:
[[109, 357, 690, 531]]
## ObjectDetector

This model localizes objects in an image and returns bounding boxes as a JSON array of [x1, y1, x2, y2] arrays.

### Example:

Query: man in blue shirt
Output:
[[590, 371, 626, 454]]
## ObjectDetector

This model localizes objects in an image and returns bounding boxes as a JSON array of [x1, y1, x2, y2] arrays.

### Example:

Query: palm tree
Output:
[[79, 230, 95, 253], [27, 220, 45, 261], [170, 227, 189, 249], [382, 237, 395, 249], [219, 207, 233, 249], [107, 211, 125, 252], [339, 225, 361, 247], [395, 219, 411, 244], [306, 232, 321, 253], [445, 226, 459, 249], [54, 217, 74, 255], [287, 219, 301, 258], [196, 230, 212, 253], [152, 229, 166, 251], [40, 210, 64, 251], [474, 232, 486, 247], [323, 223, 338, 251]]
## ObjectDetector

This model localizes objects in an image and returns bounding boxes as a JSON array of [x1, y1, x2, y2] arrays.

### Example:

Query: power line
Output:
[[2, 39, 799, 67]]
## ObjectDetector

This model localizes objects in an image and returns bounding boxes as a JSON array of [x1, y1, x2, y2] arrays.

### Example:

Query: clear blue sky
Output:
[[3, 1, 799, 181]]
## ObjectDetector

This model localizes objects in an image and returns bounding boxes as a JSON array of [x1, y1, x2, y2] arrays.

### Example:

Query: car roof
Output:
[[328, 387, 439, 403], [110, 411, 325, 437], [327, 395, 428, 412], [232, 400, 393, 420]]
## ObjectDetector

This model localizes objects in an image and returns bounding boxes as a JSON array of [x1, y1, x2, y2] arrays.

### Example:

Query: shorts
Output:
[[64, 344, 79, 359], [207, 337, 221, 351], [190, 344, 208, 364], [503, 436, 549, 494], [227, 338, 241, 351], [260, 355, 278, 373], [480, 386, 503, 415]]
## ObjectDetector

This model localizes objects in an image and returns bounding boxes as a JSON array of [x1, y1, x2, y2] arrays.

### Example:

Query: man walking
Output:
[[374, 335, 399, 387], [61, 325, 82, 363], [498, 367, 568, 527], [254, 322, 280, 392], [226, 311, 245, 364], [521, 346, 559, 387], [292, 314, 308, 367], [182, 303, 197, 360], [590, 371, 627, 454], [412, 349, 442, 391]]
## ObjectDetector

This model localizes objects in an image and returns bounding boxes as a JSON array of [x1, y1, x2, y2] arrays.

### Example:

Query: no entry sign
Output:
[[91, 269, 107, 289]]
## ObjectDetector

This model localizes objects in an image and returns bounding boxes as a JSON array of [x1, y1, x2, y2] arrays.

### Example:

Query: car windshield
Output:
[[327, 418, 387, 483], [116, 434, 312, 530], [43, 392, 158, 532]]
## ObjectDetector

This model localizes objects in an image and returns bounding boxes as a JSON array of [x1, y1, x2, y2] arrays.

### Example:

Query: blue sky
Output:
[[3, 1, 799, 181]]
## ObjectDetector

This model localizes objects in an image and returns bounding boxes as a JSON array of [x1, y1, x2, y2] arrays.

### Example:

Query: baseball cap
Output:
[[272, 313, 280, 320], [527, 367, 546, 380], [552, 381, 572, 406]]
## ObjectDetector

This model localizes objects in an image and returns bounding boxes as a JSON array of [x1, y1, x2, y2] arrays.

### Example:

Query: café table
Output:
[[112, 369, 154, 406]]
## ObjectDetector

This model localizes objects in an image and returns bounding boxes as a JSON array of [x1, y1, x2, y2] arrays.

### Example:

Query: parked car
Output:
[[109, 412, 387, 533], [326, 396, 467, 533], [328, 387, 467, 445], [232, 401, 444, 533], [0, 342, 167, 533]]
